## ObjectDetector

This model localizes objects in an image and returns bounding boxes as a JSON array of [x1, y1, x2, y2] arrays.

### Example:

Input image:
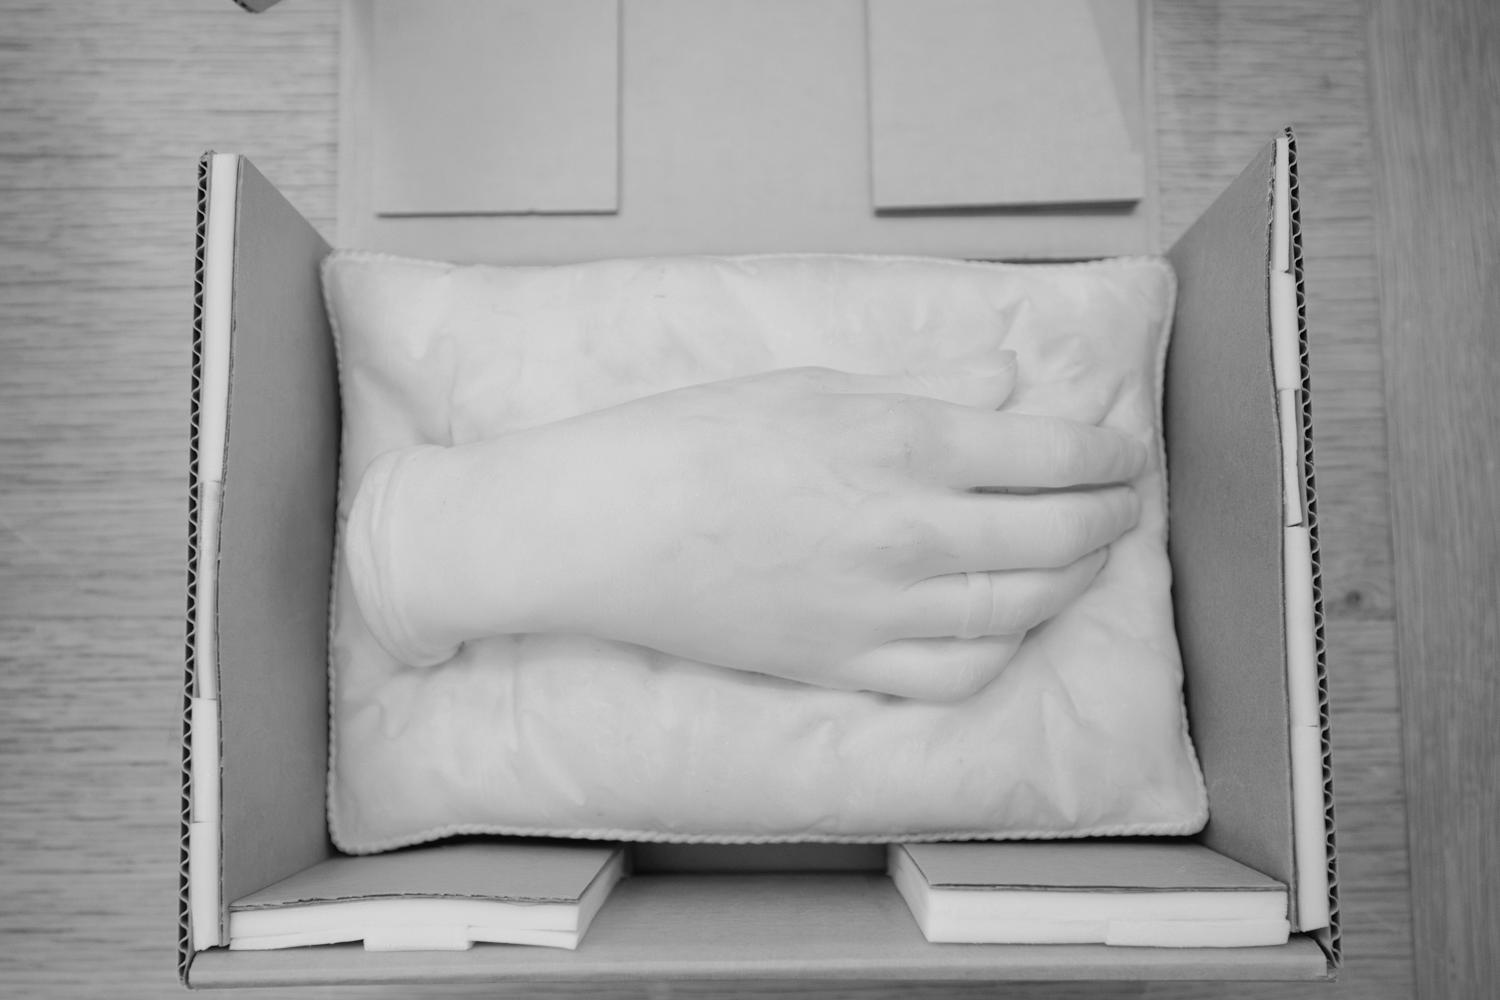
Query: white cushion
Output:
[[323, 251, 1207, 851]]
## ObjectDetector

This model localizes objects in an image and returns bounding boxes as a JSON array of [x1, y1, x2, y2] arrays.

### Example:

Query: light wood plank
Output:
[[1155, 0, 1394, 623], [1153, 9, 1413, 997], [1367, 1, 1500, 996], [0, 3, 341, 998]]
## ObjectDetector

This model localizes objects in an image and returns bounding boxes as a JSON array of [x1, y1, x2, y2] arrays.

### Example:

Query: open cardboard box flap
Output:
[[178, 133, 1338, 987]]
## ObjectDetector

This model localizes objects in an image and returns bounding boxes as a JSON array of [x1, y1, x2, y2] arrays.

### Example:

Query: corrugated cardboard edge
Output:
[[178, 152, 212, 987], [1285, 129, 1342, 971], [190, 873, 1332, 986], [182, 151, 342, 985]]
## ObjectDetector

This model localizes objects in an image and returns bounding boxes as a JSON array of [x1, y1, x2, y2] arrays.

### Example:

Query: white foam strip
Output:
[[1270, 135, 1300, 391], [1284, 528, 1320, 731], [192, 153, 236, 701], [1291, 722, 1331, 931], [230, 896, 582, 937], [189, 697, 220, 823], [192, 479, 222, 702], [229, 895, 589, 951], [1271, 272, 1301, 391], [362, 925, 476, 952], [1278, 389, 1306, 527], [189, 821, 223, 949], [229, 925, 580, 952], [1270, 136, 1330, 934], [197, 154, 237, 489], [1273, 136, 1292, 276], [187, 153, 236, 955], [1106, 919, 1291, 949], [1285, 526, 1330, 931], [922, 919, 1108, 946]]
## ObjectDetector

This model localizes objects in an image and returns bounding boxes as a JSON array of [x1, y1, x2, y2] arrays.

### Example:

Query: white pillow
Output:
[[323, 251, 1207, 851]]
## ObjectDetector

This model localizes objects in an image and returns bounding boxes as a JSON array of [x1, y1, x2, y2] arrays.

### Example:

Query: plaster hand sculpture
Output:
[[347, 361, 1146, 701]]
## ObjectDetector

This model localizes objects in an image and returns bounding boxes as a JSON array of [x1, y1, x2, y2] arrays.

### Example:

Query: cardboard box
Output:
[[177, 131, 1338, 986]]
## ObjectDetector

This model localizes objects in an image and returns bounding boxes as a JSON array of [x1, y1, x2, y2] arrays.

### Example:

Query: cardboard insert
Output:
[[335, 0, 1159, 262], [177, 131, 1338, 986]]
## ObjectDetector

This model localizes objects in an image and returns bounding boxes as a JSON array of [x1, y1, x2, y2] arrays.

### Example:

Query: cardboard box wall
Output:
[[177, 132, 1339, 987]]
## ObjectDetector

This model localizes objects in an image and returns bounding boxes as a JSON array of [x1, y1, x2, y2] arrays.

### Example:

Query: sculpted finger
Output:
[[897, 352, 1018, 410], [893, 548, 1109, 639], [838, 635, 1023, 702], [829, 352, 1018, 411], [904, 486, 1139, 575], [936, 411, 1150, 489]]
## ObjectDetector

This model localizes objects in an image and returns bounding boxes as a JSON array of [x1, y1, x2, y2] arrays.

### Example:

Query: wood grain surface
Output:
[[1366, 1, 1500, 997], [0, 2, 1423, 997]]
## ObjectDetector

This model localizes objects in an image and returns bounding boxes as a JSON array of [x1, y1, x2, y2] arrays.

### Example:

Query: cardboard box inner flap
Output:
[[202, 159, 338, 921], [338, 0, 1158, 262], [180, 134, 1336, 985]]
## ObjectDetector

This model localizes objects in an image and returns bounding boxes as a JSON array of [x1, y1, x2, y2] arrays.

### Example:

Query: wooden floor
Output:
[[1365, 2, 1500, 996], [1, 1, 1488, 997]]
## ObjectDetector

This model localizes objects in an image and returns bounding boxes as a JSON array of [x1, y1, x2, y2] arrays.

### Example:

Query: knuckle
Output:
[[853, 396, 917, 466], [882, 395, 944, 467]]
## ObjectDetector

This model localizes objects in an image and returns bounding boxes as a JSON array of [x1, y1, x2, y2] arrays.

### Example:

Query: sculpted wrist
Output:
[[346, 438, 562, 665], [345, 446, 463, 666]]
